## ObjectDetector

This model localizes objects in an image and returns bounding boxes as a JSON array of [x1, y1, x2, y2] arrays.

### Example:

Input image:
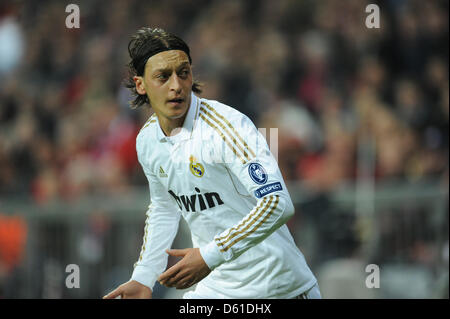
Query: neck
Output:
[[159, 114, 186, 137]]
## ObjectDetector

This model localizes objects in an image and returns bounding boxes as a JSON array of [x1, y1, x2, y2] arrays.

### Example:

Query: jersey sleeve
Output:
[[199, 110, 295, 270], [131, 136, 181, 290]]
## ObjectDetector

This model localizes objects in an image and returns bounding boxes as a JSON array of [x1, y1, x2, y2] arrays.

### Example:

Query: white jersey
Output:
[[131, 92, 317, 298]]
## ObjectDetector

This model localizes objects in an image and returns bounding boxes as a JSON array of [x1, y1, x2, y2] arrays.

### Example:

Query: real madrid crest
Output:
[[189, 155, 205, 177]]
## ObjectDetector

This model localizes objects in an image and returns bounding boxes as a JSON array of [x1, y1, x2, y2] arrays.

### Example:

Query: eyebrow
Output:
[[153, 62, 190, 73]]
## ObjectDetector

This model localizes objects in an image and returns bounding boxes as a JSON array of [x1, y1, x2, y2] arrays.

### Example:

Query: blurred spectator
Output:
[[0, 214, 27, 297], [0, 3, 24, 78]]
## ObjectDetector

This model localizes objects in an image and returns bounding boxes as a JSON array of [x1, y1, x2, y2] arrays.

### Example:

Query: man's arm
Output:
[[104, 184, 181, 298], [105, 141, 181, 298], [131, 199, 181, 290]]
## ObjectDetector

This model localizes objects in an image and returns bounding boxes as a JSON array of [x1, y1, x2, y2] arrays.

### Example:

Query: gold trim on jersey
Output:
[[201, 102, 256, 158], [215, 196, 273, 247], [215, 196, 268, 245], [200, 106, 251, 162], [137, 205, 152, 262], [215, 195, 280, 252], [140, 114, 157, 132], [199, 113, 246, 164]]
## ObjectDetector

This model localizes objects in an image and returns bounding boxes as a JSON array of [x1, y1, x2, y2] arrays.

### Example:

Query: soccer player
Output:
[[103, 28, 321, 299]]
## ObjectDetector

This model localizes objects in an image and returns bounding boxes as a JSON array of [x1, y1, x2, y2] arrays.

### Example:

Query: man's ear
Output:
[[133, 76, 146, 95]]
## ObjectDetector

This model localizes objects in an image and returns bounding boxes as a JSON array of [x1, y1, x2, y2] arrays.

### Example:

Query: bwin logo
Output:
[[168, 188, 224, 212]]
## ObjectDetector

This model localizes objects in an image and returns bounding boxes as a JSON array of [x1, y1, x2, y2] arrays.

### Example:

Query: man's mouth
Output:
[[167, 98, 184, 104]]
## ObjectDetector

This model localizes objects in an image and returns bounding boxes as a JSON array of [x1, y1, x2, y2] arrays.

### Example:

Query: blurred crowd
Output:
[[0, 0, 448, 202], [0, 0, 448, 298], [0, 0, 448, 203]]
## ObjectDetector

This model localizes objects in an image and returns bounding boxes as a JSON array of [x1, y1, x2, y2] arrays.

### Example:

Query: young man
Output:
[[104, 28, 320, 299]]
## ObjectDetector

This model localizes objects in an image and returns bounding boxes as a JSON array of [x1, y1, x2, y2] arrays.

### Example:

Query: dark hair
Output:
[[125, 27, 202, 108]]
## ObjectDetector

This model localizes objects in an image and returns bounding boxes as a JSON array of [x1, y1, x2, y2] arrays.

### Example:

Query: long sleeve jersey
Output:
[[131, 92, 317, 298]]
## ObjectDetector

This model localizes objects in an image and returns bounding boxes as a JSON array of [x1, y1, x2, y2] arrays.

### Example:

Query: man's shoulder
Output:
[[136, 114, 157, 150], [197, 97, 253, 128], [138, 113, 157, 134]]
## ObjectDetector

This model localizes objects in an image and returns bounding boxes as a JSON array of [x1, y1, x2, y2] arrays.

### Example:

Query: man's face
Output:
[[134, 50, 193, 120]]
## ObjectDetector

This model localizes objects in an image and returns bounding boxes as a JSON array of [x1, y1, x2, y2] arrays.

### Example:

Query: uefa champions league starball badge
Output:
[[248, 163, 268, 185]]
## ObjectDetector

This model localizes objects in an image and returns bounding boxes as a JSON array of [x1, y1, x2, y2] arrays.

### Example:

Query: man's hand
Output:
[[158, 248, 211, 289], [103, 280, 152, 299]]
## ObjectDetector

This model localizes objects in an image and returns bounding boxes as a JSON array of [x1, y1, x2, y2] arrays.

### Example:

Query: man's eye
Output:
[[179, 70, 189, 77], [157, 74, 168, 80]]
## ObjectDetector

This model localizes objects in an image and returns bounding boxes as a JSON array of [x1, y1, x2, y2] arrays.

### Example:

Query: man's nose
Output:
[[169, 73, 182, 93]]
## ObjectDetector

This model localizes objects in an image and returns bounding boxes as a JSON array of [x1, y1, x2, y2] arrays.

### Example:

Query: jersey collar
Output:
[[156, 92, 199, 143]]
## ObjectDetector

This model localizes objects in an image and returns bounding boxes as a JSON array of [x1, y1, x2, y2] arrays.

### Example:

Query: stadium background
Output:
[[0, 0, 448, 298]]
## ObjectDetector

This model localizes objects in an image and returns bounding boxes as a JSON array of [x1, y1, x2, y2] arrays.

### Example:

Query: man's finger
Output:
[[166, 249, 189, 257], [158, 264, 181, 283], [103, 287, 122, 299], [165, 268, 189, 287], [175, 276, 194, 290]]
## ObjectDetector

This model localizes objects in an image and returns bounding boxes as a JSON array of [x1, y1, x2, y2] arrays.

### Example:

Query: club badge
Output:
[[189, 155, 205, 178]]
